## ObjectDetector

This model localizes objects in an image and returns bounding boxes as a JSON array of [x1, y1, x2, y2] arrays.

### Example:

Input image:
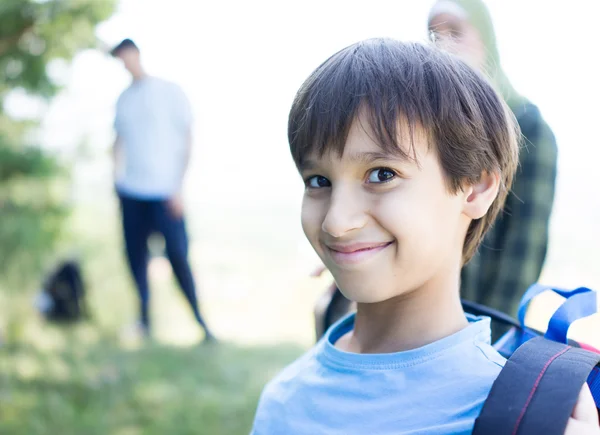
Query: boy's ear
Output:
[[462, 171, 501, 220]]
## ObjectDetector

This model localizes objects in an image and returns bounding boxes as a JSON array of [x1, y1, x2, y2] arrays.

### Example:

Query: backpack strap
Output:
[[461, 299, 521, 329], [473, 336, 600, 435]]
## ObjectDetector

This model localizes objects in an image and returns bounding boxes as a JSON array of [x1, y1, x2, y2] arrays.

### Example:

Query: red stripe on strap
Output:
[[512, 347, 571, 435]]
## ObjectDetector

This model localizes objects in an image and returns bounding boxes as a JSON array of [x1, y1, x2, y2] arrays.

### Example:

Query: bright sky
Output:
[[9, 0, 600, 285]]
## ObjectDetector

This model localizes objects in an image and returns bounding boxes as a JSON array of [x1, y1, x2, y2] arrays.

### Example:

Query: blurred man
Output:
[[111, 38, 214, 341], [428, 0, 557, 329]]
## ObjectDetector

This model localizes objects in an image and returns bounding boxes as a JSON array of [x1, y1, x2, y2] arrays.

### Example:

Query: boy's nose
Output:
[[321, 187, 367, 238]]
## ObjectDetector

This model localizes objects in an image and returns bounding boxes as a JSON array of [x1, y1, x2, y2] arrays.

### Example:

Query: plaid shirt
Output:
[[461, 103, 558, 317]]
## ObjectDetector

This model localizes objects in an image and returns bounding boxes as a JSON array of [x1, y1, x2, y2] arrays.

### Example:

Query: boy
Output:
[[251, 39, 597, 434]]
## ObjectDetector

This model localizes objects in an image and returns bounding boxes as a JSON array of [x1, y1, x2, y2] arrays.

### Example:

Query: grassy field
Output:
[[0, 202, 320, 435], [1, 199, 600, 435], [0, 333, 301, 435]]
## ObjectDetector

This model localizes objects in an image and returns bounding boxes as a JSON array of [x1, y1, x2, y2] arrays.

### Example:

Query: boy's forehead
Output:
[[300, 114, 429, 168], [349, 113, 428, 152]]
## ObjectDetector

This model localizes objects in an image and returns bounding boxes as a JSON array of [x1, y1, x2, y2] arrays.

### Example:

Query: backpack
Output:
[[464, 284, 600, 435], [314, 274, 600, 434], [36, 260, 88, 322]]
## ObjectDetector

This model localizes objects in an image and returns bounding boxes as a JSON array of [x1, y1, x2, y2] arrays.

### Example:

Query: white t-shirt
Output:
[[114, 76, 192, 199]]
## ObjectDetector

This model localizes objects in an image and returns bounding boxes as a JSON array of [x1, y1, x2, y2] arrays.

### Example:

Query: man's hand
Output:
[[565, 384, 600, 434], [167, 193, 184, 219]]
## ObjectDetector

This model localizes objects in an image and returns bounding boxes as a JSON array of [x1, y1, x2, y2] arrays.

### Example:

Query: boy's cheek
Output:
[[300, 212, 322, 250], [301, 200, 325, 233]]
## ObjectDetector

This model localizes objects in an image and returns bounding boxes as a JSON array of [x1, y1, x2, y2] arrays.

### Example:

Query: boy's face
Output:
[[300, 114, 471, 303]]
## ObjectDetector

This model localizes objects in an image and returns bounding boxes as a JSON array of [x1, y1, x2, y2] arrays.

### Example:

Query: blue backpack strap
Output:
[[517, 285, 595, 327], [545, 290, 597, 343], [461, 299, 521, 329], [473, 337, 600, 435]]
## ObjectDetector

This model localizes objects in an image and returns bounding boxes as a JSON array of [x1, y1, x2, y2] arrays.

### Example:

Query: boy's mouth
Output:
[[325, 241, 394, 265]]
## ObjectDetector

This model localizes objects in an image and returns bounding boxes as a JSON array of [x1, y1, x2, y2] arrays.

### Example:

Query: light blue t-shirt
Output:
[[252, 313, 505, 435], [114, 76, 192, 199]]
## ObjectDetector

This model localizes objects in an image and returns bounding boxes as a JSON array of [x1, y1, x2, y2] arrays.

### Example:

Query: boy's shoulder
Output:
[[259, 339, 324, 402], [252, 339, 330, 434]]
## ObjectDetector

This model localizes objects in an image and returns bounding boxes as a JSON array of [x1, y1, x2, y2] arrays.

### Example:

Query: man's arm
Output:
[[167, 85, 194, 218], [180, 126, 193, 188], [113, 93, 124, 186], [179, 85, 194, 189], [167, 127, 192, 218], [112, 135, 122, 183]]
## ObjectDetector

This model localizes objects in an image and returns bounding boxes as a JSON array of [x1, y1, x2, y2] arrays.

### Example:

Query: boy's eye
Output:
[[306, 175, 331, 188], [367, 168, 396, 183]]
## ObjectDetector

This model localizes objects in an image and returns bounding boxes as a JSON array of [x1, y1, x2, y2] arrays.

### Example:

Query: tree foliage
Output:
[[0, 0, 116, 287]]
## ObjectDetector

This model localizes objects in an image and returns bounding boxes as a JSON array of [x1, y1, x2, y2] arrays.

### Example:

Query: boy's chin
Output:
[[337, 286, 394, 305]]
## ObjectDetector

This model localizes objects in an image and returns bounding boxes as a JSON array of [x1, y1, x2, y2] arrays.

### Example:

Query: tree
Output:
[[0, 0, 116, 289]]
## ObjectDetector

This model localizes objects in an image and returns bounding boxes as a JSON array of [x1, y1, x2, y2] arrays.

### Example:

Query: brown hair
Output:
[[288, 38, 519, 263]]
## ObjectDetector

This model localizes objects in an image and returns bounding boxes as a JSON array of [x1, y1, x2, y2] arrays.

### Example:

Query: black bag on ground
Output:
[[37, 260, 87, 322]]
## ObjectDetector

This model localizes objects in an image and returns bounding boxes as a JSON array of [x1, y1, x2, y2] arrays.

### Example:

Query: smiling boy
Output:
[[252, 38, 518, 434]]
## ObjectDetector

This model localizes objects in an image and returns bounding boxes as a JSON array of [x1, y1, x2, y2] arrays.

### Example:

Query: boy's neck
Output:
[[335, 269, 468, 354]]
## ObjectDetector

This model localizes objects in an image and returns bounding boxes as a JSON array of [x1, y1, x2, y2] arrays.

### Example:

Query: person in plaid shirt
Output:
[[312, 0, 558, 340], [428, 0, 558, 322]]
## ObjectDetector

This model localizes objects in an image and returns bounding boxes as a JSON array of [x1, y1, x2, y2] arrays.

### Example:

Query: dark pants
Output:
[[119, 194, 211, 336]]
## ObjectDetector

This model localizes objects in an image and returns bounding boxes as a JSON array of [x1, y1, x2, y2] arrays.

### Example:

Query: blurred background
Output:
[[1, 0, 599, 434]]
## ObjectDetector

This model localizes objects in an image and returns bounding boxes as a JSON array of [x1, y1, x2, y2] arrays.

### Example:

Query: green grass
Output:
[[0, 202, 317, 435], [0, 334, 302, 435]]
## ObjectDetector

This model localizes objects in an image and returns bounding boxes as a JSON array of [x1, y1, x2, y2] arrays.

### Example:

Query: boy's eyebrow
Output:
[[348, 151, 408, 164], [299, 151, 409, 171]]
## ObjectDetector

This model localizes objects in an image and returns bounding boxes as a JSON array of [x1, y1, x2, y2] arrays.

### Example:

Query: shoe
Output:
[[120, 321, 150, 346], [202, 332, 218, 345]]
